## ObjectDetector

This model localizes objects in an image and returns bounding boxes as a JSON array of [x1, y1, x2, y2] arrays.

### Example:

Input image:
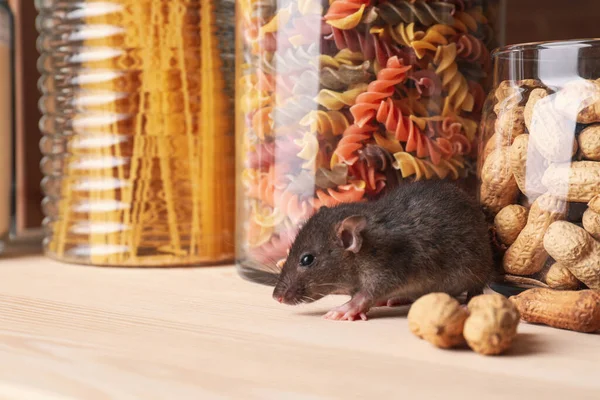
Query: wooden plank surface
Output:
[[0, 252, 599, 399]]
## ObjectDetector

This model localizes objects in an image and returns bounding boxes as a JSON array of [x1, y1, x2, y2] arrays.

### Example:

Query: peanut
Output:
[[554, 79, 600, 124], [464, 294, 520, 355], [578, 125, 600, 161], [494, 81, 522, 104], [484, 107, 527, 159], [495, 79, 543, 104], [509, 134, 547, 198], [503, 194, 566, 275], [582, 207, 600, 240], [495, 106, 526, 139], [494, 204, 528, 246], [408, 293, 468, 349], [528, 94, 578, 162], [543, 221, 600, 290], [589, 194, 600, 213], [480, 147, 519, 215], [545, 262, 580, 290], [523, 88, 548, 131], [542, 161, 600, 202], [483, 133, 506, 159], [510, 288, 600, 333]]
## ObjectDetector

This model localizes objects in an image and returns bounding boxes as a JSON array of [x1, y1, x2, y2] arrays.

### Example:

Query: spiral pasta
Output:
[[374, 98, 452, 164], [433, 43, 475, 113], [274, 186, 315, 224], [300, 110, 350, 137], [318, 49, 364, 69], [388, 23, 457, 59], [350, 56, 412, 126], [376, 1, 456, 27], [313, 180, 367, 208], [295, 131, 320, 169], [333, 124, 377, 165], [315, 83, 368, 110], [327, 27, 417, 69], [455, 33, 491, 69], [259, 44, 319, 75], [393, 152, 464, 180], [324, 0, 369, 30], [321, 61, 372, 90], [349, 162, 387, 195]]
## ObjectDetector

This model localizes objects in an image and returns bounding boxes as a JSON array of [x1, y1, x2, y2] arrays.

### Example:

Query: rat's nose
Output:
[[272, 291, 284, 303]]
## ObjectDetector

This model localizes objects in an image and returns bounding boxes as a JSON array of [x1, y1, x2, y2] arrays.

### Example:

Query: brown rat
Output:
[[272, 180, 496, 321]]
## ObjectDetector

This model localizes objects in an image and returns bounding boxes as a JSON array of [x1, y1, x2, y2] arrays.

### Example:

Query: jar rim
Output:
[[492, 38, 600, 59]]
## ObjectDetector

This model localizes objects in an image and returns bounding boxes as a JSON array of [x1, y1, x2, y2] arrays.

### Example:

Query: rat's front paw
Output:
[[324, 307, 368, 321], [323, 293, 371, 321]]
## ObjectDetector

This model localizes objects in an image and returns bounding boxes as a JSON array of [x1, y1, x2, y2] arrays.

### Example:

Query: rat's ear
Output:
[[336, 215, 367, 253]]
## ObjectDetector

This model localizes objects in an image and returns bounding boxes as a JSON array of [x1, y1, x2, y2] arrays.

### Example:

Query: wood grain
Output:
[[0, 254, 599, 399]]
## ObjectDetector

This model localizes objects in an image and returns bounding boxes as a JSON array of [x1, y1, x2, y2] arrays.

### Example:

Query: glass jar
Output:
[[478, 39, 600, 294], [36, 0, 236, 266], [236, 0, 506, 282], [0, 0, 12, 254]]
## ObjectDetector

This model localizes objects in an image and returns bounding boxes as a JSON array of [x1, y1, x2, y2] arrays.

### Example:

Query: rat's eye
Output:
[[299, 253, 315, 267]]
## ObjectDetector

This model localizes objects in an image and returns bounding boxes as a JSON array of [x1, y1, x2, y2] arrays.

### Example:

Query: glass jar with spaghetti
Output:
[[36, 0, 236, 266], [236, 0, 506, 282]]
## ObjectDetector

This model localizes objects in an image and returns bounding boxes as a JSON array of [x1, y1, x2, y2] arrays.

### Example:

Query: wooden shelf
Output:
[[0, 250, 598, 399]]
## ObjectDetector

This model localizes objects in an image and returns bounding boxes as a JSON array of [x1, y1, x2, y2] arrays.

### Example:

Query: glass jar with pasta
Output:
[[36, 0, 236, 266], [236, 0, 506, 282]]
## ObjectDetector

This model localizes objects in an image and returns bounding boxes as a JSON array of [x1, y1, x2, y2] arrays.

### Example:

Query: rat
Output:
[[272, 180, 496, 321]]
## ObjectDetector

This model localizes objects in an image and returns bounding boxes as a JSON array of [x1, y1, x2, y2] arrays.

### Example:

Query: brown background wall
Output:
[[6, 0, 600, 232], [506, 0, 600, 44]]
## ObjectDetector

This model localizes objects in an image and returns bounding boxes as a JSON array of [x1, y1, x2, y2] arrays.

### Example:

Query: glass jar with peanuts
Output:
[[236, 0, 506, 283], [478, 39, 600, 295]]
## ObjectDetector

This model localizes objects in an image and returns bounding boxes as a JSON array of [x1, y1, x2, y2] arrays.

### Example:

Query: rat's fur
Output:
[[273, 181, 496, 318]]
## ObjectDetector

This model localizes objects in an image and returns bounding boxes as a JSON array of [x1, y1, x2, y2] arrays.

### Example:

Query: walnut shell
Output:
[[408, 293, 468, 349], [494, 204, 529, 246], [545, 262, 580, 290], [510, 288, 600, 333], [578, 125, 600, 161], [464, 294, 520, 356], [544, 221, 600, 290]]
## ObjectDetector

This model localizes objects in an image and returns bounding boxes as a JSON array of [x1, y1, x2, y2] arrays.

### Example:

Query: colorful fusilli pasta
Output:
[[315, 83, 368, 110], [324, 0, 370, 30], [393, 152, 464, 180], [300, 110, 350, 137]]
